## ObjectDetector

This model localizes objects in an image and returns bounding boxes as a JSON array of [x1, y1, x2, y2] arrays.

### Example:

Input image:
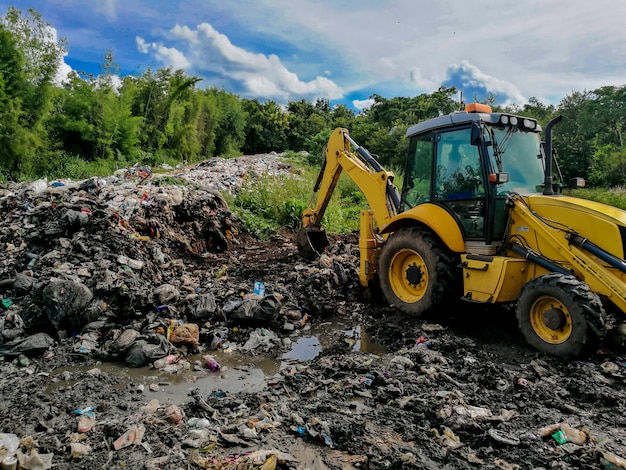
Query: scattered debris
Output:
[[1, 156, 625, 469]]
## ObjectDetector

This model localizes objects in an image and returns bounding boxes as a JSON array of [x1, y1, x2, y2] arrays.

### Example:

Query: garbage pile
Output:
[[0, 157, 357, 369], [2, 156, 626, 470]]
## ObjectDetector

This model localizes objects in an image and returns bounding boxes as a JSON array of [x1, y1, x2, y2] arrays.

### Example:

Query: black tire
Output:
[[378, 227, 459, 315], [516, 273, 607, 358]]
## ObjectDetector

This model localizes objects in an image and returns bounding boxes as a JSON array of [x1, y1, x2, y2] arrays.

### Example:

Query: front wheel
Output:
[[378, 228, 459, 315], [516, 273, 607, 357]]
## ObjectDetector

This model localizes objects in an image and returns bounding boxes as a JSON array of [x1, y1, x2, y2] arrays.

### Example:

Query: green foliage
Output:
[[287, 99, 328, 151], [588, 144, 626, 187], [572, 187, 626, 211], [303, 129, 332, 165], [278, 198, 307, 230], [211, 88, 246, 157], [227, 163, 374, 238], [6, 5, 626, 196], [241, 99, 289, 154], [0, 7, 60, 180], [28, 151, 118, 180]]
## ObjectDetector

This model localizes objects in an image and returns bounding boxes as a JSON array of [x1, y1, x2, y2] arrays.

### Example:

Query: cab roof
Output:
[[406, 105, 541, 138]]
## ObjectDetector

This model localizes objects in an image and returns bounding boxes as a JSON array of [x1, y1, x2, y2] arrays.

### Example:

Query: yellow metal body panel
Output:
[[508, 194, 626, 315], [358, 209, 380, 286], [461, 255, 530, 303], [523, 195, 626, 258], [380, 203, 466, 253]]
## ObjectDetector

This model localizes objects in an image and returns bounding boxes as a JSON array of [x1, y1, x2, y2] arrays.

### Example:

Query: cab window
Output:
[[435, 129, 484, 200], [401, 131, 433, 210]]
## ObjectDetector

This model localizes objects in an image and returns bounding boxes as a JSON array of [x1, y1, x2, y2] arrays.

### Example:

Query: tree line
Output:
[[1, 7, 626, 187]]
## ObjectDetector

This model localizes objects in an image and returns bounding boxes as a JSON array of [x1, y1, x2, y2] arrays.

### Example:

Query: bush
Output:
[[226, 161, 373, 238]]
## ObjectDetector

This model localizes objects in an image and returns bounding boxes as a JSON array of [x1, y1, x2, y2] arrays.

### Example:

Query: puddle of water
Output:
[[47, 320, 387, 405], [281, 336, 321, 361]]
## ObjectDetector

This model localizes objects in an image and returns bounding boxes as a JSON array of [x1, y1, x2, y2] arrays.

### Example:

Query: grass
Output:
[[23, 149, 185, 182], [572, 186, 626, 210], [225, 154, 402, 239]]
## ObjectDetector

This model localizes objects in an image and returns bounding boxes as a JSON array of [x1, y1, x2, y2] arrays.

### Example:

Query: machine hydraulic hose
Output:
[[510, 243, 573, 276], [567, 233, 626, 275]]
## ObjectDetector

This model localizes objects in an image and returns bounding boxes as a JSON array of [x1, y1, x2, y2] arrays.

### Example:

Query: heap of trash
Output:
[[0, 156, 357, 368]]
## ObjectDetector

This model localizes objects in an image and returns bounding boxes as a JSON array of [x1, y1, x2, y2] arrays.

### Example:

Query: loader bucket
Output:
[[297, 225, 329, 260]]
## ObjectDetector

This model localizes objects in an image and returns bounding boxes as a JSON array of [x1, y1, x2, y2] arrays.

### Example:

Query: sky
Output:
[[2, 0, 626, 111]]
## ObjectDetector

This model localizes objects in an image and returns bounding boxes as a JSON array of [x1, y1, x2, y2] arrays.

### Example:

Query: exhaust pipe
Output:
[[543, 115, 562, 195]]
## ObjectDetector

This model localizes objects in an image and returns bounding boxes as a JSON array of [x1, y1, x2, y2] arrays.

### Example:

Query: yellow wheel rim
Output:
[[529, 295, 573, 344], [388, 248, 428, 303]]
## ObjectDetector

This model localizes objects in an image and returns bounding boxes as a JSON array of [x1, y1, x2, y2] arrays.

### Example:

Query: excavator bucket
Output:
[[297, 225, 329, 260]]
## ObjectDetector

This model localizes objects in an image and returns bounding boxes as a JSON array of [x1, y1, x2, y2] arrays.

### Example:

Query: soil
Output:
[[1, 163, 626, 470]]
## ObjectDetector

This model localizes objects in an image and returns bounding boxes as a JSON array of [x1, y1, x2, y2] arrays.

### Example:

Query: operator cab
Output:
[[401, 103, 545, 251]]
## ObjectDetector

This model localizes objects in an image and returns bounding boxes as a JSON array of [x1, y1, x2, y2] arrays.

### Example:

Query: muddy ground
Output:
[[1, 160, 626, 470]]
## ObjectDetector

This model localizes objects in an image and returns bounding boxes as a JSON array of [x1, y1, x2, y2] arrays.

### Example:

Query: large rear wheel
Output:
[[379, 228, 459, 315], [516, 273, 607, 357]]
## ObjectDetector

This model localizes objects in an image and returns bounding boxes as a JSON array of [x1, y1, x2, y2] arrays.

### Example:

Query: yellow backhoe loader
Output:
[[298, 103, 626, 357]]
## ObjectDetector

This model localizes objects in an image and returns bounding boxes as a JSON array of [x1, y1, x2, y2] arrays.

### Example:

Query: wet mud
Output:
[[1, 159, 626, 469]]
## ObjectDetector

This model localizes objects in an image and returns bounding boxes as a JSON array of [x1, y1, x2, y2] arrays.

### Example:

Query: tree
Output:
[[552, 91, 594, 180], [130, 67, 202, 157], [588, 144, 626, 187], [0, 7, 66, 178], [211, 88, 245, 157], [286, 99, 327, 151], [589, 86, 626, 148], [2, 7, 66, 87], [519, 97, 556, 126], [329, 104, 354, 130], [0, 24, 36, 179], [46, 72, 98, 159], [242, 99, 289, 154]]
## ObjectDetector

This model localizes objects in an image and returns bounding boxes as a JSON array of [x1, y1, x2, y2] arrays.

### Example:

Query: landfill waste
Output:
[[0, 154, 625, 469], [74, 407, 96, 433]]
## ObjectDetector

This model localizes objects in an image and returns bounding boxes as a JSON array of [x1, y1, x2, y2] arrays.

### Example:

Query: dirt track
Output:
[[1, 159, 626, 469]]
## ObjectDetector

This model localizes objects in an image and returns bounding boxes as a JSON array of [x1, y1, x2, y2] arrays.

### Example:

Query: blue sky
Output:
[[2, 0, 626, 111]]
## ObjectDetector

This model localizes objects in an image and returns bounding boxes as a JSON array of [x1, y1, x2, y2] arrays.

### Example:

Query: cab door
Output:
[[436, 127, 489, 239]]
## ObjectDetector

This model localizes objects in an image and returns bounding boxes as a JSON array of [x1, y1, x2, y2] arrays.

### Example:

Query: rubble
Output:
[[0, 155, 625, 469]]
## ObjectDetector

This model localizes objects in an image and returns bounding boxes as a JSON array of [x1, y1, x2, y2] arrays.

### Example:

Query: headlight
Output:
[[500, 115, 509, 125], [523, 119, 536, 129], [509, 116, 518, 126]]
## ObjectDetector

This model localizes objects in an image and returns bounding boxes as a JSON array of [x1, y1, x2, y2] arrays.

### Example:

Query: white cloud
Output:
[[138, 21, 343, 103], [136, 37, 149, 54], [444, 60, 526, 106], [29, 0, 626, 107], [353, 98, 374, 111], [152, 44, 191, 70], [136, 37, 191, 69], [95, 0, 117, 21], [54, 60, 73, 85], [236, 0, 626, 103], [409, 68, 437, 90]]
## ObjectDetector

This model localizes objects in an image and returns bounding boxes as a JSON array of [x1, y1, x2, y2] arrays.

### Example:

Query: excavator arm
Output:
[[298, 128, 400, 261], [508, 193, 626, 313]]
